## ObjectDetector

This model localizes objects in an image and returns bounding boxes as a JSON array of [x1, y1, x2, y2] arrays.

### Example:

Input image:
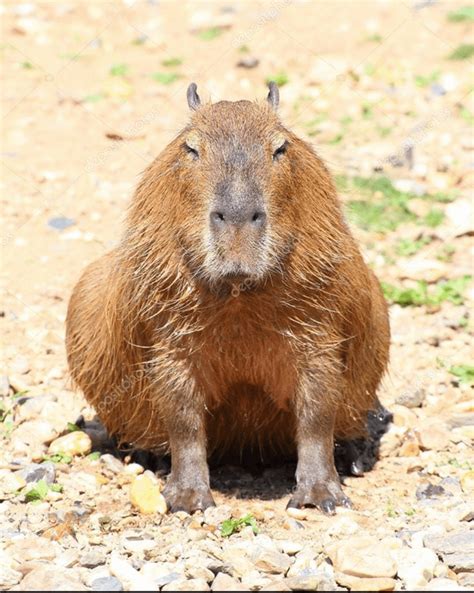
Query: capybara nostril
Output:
[[210, 211, 226, 227], [251, 210, 266, 227]]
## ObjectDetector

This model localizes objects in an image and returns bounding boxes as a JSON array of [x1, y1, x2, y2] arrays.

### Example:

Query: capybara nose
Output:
[[210, 208, 266, 230]]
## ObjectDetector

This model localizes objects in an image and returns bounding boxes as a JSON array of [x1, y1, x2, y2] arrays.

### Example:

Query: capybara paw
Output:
[[287, 482, 352, 515], [162, 482, 215, 514]]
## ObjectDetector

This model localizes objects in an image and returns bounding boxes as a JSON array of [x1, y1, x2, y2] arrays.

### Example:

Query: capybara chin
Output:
[[66, 82, 390, 514]]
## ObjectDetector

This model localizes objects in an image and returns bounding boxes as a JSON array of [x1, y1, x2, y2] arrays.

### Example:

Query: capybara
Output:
[[66, 83, 390, 514]]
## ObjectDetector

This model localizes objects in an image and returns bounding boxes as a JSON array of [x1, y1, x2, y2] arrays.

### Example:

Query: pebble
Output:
[[48, 216, 76, 230], [0, 565, 22, 588], [425, 577, 469, 591], [236, 56, 259, 68], [8, 535, 57, 561], [121, 534, 157, 553], [123, 463, 144, 476], [335, 572, 396, 591], [162, 577, 210, 591], [460, 471, 474, 494], [203, 504, 232, 526], [415, 423, 450, 451], [79, 549, 107, 568], [241, 569, 272, 589], [129, 472, 167, 515], [141, 561, 185, 586], [17, 567, 87, 591], [91, 576, 124, 591], [327, 536, 398, 578], [395, 387, 426, 408], [285, 507, 307, 520], [20, 462, 56, 484], [416, 482, 446, 500], [14, 419, 58, 446], [211, 572, 246, 591], [286, 569, 337, 591], [276, 540, 303, 555], [100, 453, 124, 473], [397, 546, 438, 590], [109, 553, 157, 591], [48, 431, 92, 456]]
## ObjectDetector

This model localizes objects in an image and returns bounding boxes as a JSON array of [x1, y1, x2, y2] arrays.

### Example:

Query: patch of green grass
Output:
[[110, 63, 129, 77], [67, 422, 80, 433], [366, 33, 383, 43], [197, 27, 224, 41], [415, 70, 440, 87], [449, 364, 474, 386], [448, 43, 474, 60], [423, 208, 445, 228], [24, 479, 63, 503], [337, 175, 453, 232], [21, 61, 34, 69], [328, 133, 344, 145], [340, 115, 353, 126], [151, 72, 181, 85], [161, 57, 182, 67], [362, 100, 374, 119], [266, 72, 289, 87], [447, 6, 474, 22], [382, 275, 472, 307], [87, 451, 101, 461], [460, 107, 474, 124], [83, 93, 105, 103], [436, 244, 456, 262], [377, 125, 392, 138], [395, 237, 431, 256], [221, 514, 259, 537], [238, 44, 250, 53], [42, 452, 73, 464]]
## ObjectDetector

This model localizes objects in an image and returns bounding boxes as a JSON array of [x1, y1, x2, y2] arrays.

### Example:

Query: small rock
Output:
[[335, 572, 396, 591], [211, 572, 245, 591], [285, 507, 307, 520], [121, 534, 157, 553], [8, 535, 57, 561], [100, 454, 124, 473], [286, 569, 336, 591], [399, 258, 448, 283], [426, 577, 469, 591], [203, 504, 232, 526], [397, 546, 438, 590], [236, 56, 259, 69], [251, 547, 291, 574], [14, 419, 58, 446], [91, 576, 124, 591], [327, 536, 398, 578], [416, 482, 447, 500], [48, 431, 92, 456], [0, 375, 10, 396], [0, 471, 26, 493], [48, 216, 76, 230], [260, 579, 291, 591], [20, 462, 56, 484], [445, 199, 473, 236], [458, 573, 474, 588], [123, 463, 144, 476], [109, 553, 156, 591], [0, 565, 22, 588], [130, 472, 167, 515], [460, 471, 474, 494], [17, 567, 87, 591], [276, 540, 303, 556], [395, 387, 426, 408], [241, 569, 272, 589], [162, 578, 210, 591], [283, 518, 305, 531], [415, 423, 450, 451], [80, 550, 107, 568], [393, 179, 427, 196], [141, 561, 184, 586]]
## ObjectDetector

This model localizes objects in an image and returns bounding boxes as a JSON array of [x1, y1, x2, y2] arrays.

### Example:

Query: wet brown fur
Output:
[[66, 99, 390, 466]]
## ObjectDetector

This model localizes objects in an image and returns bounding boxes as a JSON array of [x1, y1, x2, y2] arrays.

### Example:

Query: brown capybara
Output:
[[66, 83, 390, 514]]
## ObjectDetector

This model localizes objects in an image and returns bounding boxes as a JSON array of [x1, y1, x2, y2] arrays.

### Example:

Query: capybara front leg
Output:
[[161, 391, 215, 513], [288, 369, 351, 514]]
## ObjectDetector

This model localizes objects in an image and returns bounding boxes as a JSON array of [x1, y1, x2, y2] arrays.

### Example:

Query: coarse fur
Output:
[[66, 89, 390, 512]]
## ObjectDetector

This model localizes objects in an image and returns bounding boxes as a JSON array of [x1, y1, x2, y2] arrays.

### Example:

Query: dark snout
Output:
[[210, 179, 267, 234]]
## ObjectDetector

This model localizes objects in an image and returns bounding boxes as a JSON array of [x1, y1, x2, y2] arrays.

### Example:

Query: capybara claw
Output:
[[162, 484, 215, 514], [287, 483, 352, 515]]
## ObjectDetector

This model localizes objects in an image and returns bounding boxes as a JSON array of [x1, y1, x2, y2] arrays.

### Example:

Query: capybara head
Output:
[[171, 83, 299, 285]]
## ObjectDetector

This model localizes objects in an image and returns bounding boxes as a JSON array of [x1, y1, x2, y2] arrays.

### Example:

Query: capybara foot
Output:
[[287, 481, 352, 515], [162, 481, 215, 513]]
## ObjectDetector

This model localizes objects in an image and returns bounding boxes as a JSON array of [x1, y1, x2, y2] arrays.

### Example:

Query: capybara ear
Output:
[[187, 82, 201, 110], [267, 81, 279, 110]]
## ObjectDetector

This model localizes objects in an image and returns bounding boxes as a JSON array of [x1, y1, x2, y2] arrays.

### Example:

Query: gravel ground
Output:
[[1, 1, 473, 591]]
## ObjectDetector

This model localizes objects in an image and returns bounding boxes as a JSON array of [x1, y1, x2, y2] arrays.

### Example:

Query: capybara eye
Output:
[[184, 142, 199, 159], [273, 140, 288, 161]]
